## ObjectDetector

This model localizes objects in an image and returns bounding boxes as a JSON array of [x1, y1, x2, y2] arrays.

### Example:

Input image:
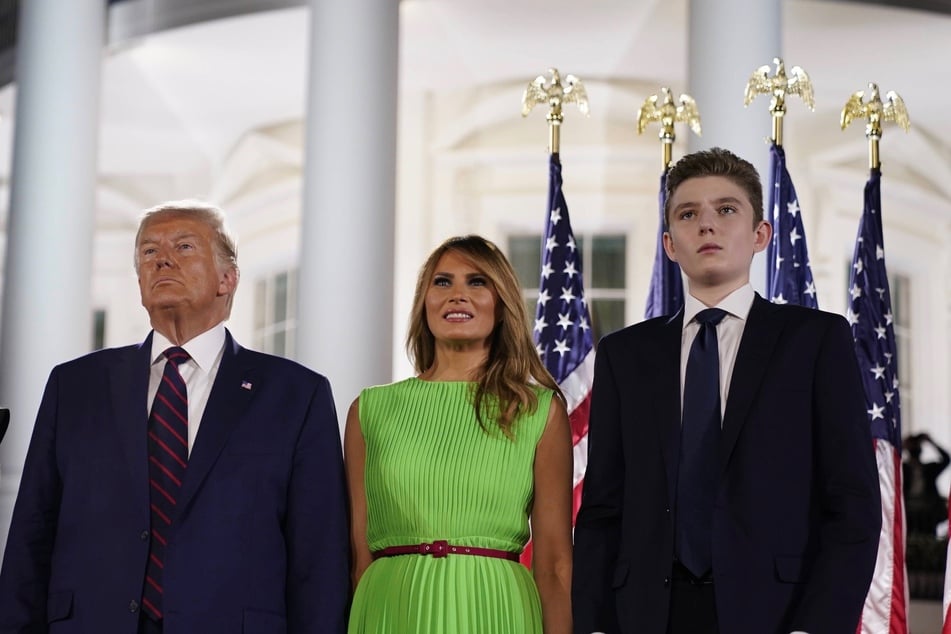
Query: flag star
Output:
[[563, 260, 578, 279], [884, 352, 893, 364], [787, 200, 800, 216], [876, 244, 884, 260], [789, 227, 801, 246], [867, 403, 885, 420], [552, 339, 571, 356], [804, 281, 817, 297], [533, 316, 547, 334], [556, 312, 574, 330], [566, 236, 577, 252], [875, 287, 886, 299], [854, 259, 864, 275], [560, 286, 576, 303], [874, 324, 887, 340], [884, 390, 895, 403], [892, 377, 900, 389], [579, 316, 590, 331], [535, 342, 545, 357], [884, 311, 893, 325], [846, 308, 859, 326], [550, 207, 562, 225], [849, 284, 863, 300], [870, 364, 886, 380], [772, 293, 788, 304], [537, 288, 551, 307], [540, 262, 554, 280], [775, 255, 784, 270], [545, 236, 558, 252]]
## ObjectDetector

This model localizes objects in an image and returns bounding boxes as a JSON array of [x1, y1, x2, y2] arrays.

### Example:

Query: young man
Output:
[[0, 201, 350, 633], [572, 148, 881, 634]]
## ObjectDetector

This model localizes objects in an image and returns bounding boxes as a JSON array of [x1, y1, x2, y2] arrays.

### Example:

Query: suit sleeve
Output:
[[0, 368, 63, 633], [571, 339, 624, 634], [284, 375, 350, 634], [790, 316, 882, 632]]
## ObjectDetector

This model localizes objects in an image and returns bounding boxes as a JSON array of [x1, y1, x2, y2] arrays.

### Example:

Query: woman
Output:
[[346, 235, 573, 633]]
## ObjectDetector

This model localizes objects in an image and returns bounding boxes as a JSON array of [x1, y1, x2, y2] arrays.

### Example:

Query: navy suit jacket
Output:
[[572, 295, 881, 634], [0, 330, 350, 633]]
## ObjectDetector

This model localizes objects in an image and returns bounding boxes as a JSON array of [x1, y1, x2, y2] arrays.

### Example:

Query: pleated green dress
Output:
[[348, 377, 553, 634]]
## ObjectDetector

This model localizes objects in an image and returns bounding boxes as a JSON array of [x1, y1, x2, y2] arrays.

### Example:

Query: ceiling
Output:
[[0, 0, 946, 225]]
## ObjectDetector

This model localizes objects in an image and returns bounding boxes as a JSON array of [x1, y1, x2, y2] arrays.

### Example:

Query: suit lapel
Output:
[[176, 331, 256, 513], [656, 310, 685, 512], [719, 295, 784, 470], [111, 334, 153, 501]]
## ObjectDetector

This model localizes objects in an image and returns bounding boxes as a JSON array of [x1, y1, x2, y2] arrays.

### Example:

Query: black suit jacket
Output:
[[0, 330, 350, 633], [572, 295, 881, 634]]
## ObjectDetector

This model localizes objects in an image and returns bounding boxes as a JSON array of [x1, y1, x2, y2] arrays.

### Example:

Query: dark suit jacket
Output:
[[0, 330, 350, 633], [572, 295, 881, 634]]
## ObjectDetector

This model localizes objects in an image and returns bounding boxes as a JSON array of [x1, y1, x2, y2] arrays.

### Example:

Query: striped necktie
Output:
[[142, 346, 189, 621]]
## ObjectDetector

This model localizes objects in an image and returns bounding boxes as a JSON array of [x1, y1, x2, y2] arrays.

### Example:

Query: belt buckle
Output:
[[420, 540, 449, 558]]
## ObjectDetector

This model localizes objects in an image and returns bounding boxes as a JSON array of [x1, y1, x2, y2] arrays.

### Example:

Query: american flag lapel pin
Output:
[[240, 380, 253, 391]]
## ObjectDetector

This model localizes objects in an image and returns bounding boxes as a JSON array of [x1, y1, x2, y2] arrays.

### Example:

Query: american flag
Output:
[[644, 171, 683, 319], [766, 143, 818, 308], [521, 154, 595, 566], [848, 168, 908, 634]]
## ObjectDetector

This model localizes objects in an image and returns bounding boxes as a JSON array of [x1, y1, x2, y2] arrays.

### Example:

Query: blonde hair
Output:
[[407, 235, 562, 434]]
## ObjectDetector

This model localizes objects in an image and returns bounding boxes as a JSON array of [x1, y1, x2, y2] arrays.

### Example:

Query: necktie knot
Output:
[[163, 346, 189, 368], [694, 307, 727, 327]]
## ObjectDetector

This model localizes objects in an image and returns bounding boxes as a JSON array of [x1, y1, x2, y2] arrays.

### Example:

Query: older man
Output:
[[0, 201, 349, 633]]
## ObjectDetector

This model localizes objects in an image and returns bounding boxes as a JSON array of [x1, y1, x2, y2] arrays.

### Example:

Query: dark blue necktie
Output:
[[143, 346, 190, 621], [676, 308, 727, 578]]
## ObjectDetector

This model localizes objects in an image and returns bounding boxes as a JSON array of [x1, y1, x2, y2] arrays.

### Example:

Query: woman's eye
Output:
[[433, 276, 450, 287], [469, 277, 487, 287]]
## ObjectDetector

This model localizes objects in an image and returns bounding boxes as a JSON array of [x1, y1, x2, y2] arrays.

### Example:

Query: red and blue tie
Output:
[[142, 346, 189, 621]]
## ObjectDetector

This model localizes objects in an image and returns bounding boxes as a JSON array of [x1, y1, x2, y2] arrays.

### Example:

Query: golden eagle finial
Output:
[[636, 87, 701, 169], [521, 68, 589, 154], [840, 83, 910, 169], [744, 58, 814, 146]]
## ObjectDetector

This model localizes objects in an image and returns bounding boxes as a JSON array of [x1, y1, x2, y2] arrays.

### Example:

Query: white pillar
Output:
[[298, 0, 398, 421], [687, 0, 781, 294], [0, 0, 104, 550]]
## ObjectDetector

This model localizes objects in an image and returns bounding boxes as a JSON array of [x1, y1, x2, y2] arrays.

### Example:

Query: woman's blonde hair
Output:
[[407, 235, 562, 434]]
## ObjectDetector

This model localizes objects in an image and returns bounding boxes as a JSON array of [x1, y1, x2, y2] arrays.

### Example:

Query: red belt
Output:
[[373, 540, 520, 562]]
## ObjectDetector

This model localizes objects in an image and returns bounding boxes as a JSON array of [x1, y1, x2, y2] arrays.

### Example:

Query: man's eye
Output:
[[178, 243, 194, 250], [719, 206, 737, 215], [679, 211, 694, 220]]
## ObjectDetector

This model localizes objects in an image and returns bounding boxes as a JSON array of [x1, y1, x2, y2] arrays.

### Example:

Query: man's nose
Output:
[[698, 208, 717, 232]]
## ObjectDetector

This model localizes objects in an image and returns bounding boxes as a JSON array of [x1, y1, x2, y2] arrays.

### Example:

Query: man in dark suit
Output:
[[572, 148, 881, 634], [0, 201, 349, 633]]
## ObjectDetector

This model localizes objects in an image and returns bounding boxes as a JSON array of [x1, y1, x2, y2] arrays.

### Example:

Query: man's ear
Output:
[[218, 266, 239, 296], [662, 231, 678, 263], [752, 220, 772, 254]]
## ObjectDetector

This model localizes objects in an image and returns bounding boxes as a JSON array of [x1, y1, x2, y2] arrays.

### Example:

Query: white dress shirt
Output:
[[679, 284, 755, 421], [148, 322, 227, 456]]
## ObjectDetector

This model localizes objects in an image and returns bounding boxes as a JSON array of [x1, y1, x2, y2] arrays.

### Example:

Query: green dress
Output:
[[348, 377, 553, 633]]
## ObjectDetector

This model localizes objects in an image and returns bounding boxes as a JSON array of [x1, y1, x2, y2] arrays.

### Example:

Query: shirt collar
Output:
[[150, 322, 226, 372], [682, 284, 755, 329]]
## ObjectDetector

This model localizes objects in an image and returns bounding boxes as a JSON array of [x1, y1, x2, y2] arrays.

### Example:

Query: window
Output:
[[92, 309, 106, 350], [508, 233, 627, 343], [254, 269, 298, 359], [890, 272, 912, 429]]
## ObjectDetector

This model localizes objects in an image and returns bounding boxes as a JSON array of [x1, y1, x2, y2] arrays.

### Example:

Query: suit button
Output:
[[129, 600, 139, 613], [664, 577, 671, 587], [140, 530, 150, 541]]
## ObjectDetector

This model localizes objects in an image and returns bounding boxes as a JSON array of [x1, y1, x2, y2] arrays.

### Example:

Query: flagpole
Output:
[[521, 68, 590, 156], [743, 57, 815, 148], [842, 80, 911, 634], [840, 82, 911, 170], [520, 68, 593, 570], [636, 87, 702, 170]]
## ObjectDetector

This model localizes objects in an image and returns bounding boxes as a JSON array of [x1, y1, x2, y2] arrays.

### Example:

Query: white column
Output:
[[687, 0, 781, 294], [298, 0, 398, 422], [0, 0, 104, 549]]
